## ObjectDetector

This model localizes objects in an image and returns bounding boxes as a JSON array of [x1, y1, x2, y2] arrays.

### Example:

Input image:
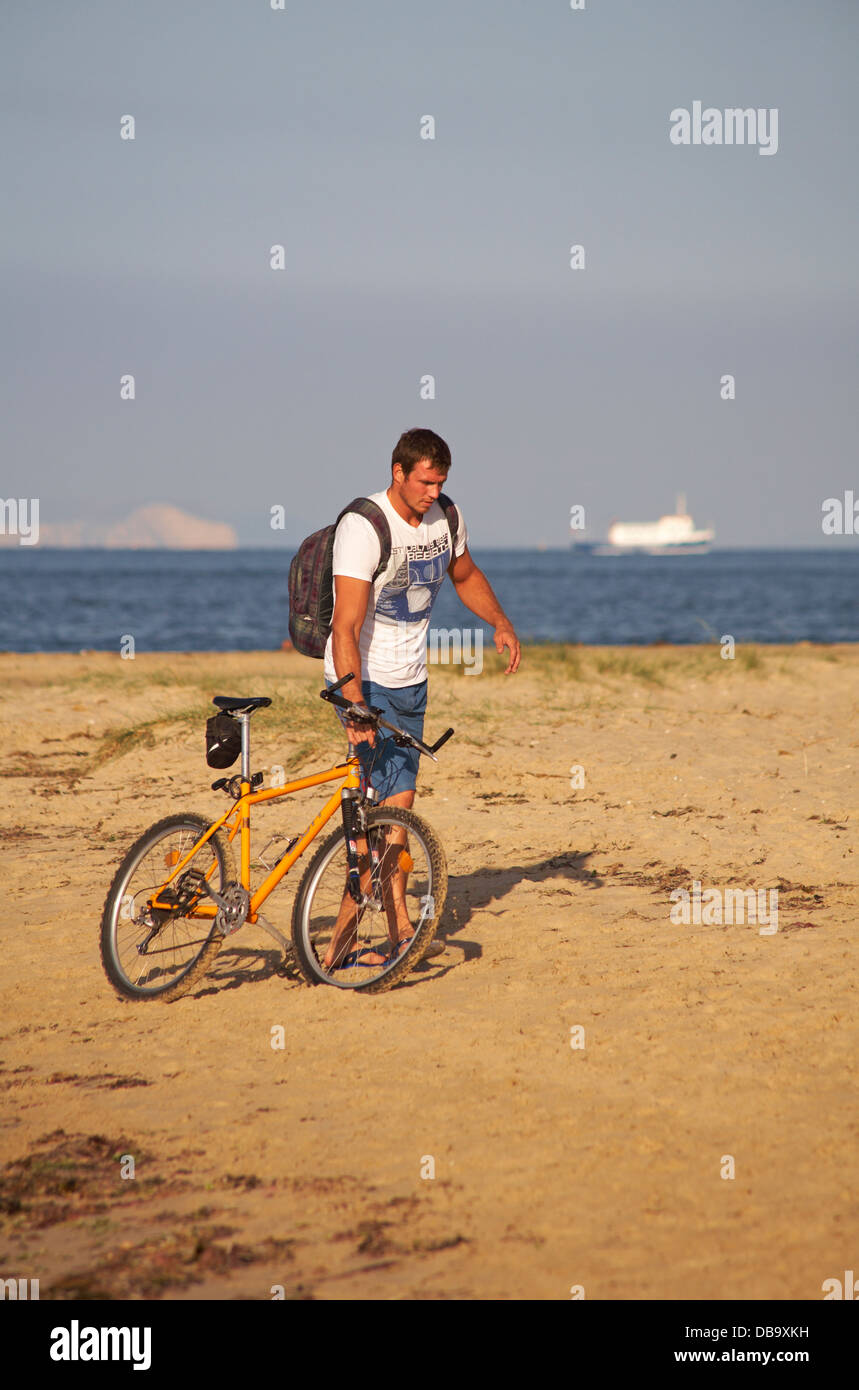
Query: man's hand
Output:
[[494, 621, 521, 674], [344, 704, 376, 747]]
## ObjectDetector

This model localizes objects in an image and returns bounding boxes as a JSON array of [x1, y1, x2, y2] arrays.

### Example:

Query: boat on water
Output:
[[593, 495, 714, 555]]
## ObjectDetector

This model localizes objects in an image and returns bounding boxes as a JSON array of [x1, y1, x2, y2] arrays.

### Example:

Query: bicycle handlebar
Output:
[[320, 673, 454, 763]]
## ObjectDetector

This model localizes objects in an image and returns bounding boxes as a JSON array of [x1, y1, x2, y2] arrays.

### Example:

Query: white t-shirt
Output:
[[323, 489, 468, 688]]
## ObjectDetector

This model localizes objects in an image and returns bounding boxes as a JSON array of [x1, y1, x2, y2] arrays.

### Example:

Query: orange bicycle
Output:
[[100, 674, 453, 1000]]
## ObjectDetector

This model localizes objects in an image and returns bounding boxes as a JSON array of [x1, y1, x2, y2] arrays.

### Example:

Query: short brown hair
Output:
[[391, 428, 451, 479]]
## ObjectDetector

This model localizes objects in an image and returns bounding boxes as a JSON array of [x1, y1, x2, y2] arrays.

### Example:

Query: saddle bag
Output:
[[205, 713, 242, 768]]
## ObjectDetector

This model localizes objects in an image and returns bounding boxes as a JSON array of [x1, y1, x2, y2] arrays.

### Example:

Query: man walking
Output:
[[321, 427, 520, 967]]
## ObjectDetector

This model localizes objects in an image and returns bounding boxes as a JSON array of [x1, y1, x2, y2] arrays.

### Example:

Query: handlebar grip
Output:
[[430, 727, 455, 754], [321, 674, 357, 708]]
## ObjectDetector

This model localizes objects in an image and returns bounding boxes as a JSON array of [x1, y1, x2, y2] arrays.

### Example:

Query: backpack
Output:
[[287, 493, 459, 658]]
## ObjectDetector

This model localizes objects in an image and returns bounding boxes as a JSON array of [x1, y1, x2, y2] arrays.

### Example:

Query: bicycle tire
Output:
[[100, 813, 235, 1002], [290, 807, 447, 993]]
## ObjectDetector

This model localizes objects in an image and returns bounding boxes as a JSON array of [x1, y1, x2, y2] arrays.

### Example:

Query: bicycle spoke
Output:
[[291, 809, 444, 991], [101, 816, 232, 1000]]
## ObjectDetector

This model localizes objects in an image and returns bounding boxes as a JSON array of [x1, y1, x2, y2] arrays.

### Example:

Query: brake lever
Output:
[[382, 721, 438, 761], [344, 702, 382, 727]]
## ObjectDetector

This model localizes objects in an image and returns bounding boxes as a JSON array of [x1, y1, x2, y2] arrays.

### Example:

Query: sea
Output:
[[1, 548, 857, 652]]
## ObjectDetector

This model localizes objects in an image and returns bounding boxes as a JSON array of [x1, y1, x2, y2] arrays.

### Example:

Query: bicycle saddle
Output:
[[212, 696, 272, 714]]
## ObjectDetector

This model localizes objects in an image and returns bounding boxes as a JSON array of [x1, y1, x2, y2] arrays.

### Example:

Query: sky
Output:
[[1, 0, 857, 546]]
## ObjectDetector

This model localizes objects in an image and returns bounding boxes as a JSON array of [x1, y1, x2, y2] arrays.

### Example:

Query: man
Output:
[[321, 427, 520, 968]]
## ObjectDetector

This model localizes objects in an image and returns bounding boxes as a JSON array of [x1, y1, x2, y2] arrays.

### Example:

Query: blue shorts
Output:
[[329, 678, 427, 800]]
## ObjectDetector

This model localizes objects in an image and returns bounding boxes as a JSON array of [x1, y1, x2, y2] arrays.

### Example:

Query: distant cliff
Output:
[[102, 505, 236, 549], [1, 503, 237, 549]]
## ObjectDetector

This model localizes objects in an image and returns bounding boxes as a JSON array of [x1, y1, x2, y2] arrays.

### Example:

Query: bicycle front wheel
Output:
[[100, 814, 235, 1002], [290, 807, 447, 993]]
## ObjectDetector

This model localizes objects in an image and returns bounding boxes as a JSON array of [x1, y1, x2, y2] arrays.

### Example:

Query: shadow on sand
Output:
[[190, 849, 603, 997]]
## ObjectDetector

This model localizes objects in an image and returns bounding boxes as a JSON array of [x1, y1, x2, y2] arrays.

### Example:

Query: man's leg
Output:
[[375, 788, 416, 949], [322, 682, 424, 969], [321, 818, 413, 969], [321, 839, 373, 969], [321, 679, 376, 969], [323, 794, 415, 969], [362, 685, 424, 954]]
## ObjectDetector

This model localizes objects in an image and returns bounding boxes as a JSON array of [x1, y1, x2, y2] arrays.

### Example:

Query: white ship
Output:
[[598, 495, 714, 554]]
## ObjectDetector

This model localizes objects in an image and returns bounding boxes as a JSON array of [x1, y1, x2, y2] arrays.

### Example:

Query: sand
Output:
[[0, 644, 856, 1301]]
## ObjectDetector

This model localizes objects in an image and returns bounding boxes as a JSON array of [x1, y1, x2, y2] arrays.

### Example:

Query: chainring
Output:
[[215, 883, 250, 936]]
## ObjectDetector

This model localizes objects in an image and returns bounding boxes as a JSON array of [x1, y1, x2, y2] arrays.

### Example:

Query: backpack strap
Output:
[[337, 498, 392, 581], [438, 491, 459, 556]]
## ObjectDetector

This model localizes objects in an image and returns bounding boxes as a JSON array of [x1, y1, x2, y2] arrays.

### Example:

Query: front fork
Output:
[[340, 785, 380, 903]]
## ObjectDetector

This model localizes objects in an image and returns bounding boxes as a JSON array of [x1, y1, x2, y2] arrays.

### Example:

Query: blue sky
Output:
[[2, 0, 856, 545]]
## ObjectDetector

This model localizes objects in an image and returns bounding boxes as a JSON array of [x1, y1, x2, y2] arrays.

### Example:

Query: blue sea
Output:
[[1, 548, 857, 652]]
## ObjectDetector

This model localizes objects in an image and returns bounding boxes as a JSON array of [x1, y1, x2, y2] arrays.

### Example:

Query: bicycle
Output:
[[99, 674, 453, 1000]]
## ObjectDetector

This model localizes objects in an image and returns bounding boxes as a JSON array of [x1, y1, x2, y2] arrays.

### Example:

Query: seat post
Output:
[[238, 712, 251, 783]]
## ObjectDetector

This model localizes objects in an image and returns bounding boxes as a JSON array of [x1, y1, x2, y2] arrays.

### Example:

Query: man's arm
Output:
[[447, 545, 521, 673], [331, 576, 376, 745]]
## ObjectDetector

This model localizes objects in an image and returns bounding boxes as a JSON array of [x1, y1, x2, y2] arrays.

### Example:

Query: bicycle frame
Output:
[[146, 674, 450, 934], [149, 757, 362, 923]]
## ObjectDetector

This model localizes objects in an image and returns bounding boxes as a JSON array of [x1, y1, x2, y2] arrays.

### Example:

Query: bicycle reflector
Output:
[[205, 713, 242, 768]]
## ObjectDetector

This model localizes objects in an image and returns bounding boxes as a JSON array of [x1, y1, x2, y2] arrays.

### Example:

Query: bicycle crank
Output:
[[215, 883, 251, 936], [168, 868, 250, 935]]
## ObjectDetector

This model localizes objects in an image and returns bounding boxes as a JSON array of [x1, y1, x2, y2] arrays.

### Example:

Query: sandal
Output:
[[337, 946, 388, 968]]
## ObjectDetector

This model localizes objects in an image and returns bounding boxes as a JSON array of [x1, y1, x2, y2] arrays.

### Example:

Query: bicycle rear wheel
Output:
[[100, 814, 235, 1002], [290, 807, 446, 993]]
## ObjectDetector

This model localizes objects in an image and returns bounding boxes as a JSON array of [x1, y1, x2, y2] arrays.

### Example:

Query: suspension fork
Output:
[[340, 784, 381, 903], [340, 787, 363, 903], [362, 785, 383, 896]]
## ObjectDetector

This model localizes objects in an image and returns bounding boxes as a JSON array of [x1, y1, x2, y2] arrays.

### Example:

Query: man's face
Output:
[[395, 459, 448, 514]]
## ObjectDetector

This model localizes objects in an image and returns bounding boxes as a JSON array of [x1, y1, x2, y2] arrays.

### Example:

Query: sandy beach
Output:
[[0, 643, 856, 1301]]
